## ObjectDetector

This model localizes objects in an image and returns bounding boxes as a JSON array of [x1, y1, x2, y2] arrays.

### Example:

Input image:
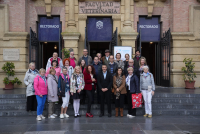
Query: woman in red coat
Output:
[[84, 65, 97, 117]]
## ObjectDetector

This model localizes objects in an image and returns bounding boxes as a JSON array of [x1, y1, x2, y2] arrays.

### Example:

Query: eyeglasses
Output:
[[129, 62, 133, 63]]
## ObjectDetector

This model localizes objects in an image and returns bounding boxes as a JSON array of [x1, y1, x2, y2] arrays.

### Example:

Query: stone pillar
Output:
[[119, 0, 138, 56], [62, 0, 80, 59]]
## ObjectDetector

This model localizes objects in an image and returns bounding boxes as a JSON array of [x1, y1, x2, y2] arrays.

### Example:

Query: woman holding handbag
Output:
[[47, 68, 58, 119], [140, 66, 155, 118], [58, 67, 70, 119], [113, 67, 126, 117], [125, 67, 139, 118], [70, 66, 85, 118]]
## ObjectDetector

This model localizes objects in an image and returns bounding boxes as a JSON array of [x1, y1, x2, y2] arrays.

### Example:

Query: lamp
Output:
[[54, 45, 57, 49], [150, 42, 153, 44]]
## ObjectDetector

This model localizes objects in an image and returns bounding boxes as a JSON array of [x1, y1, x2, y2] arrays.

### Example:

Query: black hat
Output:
[[105, 49, 110, 53]]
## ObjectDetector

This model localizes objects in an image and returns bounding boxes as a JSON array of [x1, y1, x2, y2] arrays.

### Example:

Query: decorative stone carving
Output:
[[147, 0, 154, 17]]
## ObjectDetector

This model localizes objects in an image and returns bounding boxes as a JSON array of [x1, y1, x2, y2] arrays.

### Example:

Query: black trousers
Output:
[[96, 84, 101, 103], [86, 86, 94, 113], [115, 94, 125, 108], [100, 90, 111, 114], [127, 90, 137, 116], [26, 95, 37, 111]]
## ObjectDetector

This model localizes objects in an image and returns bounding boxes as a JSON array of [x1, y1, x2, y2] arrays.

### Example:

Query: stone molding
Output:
[[78, 14, 87, 20], [112, 15, 121, 21], [0, 4, 9, 34]]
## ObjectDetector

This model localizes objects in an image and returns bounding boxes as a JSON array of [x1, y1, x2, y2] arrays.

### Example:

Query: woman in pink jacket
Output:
[[34, 68, 48, 121], [46, 60, 61, 78]]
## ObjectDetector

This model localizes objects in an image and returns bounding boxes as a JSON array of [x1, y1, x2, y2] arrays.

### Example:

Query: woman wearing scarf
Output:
[[34, 68, 48, 121], [70, 66, 85, 118], [113, 67, 126, 117], [140, 66, 155, 118], [58, 67, 70, 119], [46, 60, 61, 78], [47, 68, 58, 119], [62, 58, 74, 78], [24, 62, 39, 112], [126, 67, 139, 118]]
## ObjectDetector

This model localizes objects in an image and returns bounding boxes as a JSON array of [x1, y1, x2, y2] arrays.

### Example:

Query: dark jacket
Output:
[[133, 56, 141, 69], [78, 55, 93, 66], [58, 74, 70, 97], [83, 72, 97, 91], [127, 74, 140, 94], [92, 62, 102, 78], [124, 66, 140, 78], [107, 62, 118, 76], [102, 56, 110, 65], [124, 60, 129, 69], [98, 71, 113, 91]]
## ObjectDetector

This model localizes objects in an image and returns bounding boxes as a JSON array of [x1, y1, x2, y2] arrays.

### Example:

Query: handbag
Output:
[[131, 93, 142, 109]]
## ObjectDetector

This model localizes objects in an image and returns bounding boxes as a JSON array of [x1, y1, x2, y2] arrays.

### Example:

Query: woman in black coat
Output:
[[125, 67, 139, 118]]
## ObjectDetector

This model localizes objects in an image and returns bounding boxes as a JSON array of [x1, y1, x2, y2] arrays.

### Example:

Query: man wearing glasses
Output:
[[78, 49, 93, 66], [124, 59, 140, 78], [69, 51, 77, 68]]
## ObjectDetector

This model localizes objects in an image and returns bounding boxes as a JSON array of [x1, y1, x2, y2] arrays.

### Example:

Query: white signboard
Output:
[[3, 49, 20, 61], [114, 46, 132, 61]]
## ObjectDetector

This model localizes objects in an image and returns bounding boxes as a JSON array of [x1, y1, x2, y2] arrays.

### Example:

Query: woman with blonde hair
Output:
[[47, 68, 58, 119], [70, 66, 85, 118], [24, 62, 39, 112], [140, 66, 155, 118], [34, 68, 48, 121], [139, 57, 148, 74]]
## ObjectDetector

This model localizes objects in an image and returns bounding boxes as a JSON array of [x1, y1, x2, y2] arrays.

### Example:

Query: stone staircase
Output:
[[0, 92, 200, 117]]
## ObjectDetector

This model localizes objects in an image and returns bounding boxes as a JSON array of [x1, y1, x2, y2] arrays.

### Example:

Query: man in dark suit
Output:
[[98, 64, 113, 117]]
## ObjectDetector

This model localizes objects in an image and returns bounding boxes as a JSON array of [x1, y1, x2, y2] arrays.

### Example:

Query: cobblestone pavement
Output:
[[0, 115, 200, 134]]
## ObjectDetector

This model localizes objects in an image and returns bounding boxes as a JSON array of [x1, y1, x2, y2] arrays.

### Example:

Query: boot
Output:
[[115, 108, 119, 117], [120, 108, 123, 117]]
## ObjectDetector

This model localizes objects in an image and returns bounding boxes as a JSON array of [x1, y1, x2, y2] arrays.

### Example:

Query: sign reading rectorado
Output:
[[79, 2, 120, 14]]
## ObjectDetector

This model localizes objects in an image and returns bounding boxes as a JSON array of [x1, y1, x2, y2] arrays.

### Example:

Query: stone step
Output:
[[1, 97, 200, 104], [1, 103, 200, 110], [1, 93, 200, 99], [1, 108, 200, 117]]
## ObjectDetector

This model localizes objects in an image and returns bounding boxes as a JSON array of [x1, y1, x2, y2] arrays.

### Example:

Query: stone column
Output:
[[119, 0, 138, 56], [62, 0, 80, 59]]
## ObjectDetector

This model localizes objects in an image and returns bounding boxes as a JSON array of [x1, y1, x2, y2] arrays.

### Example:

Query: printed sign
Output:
[[3, 49, 20, 61], [38, 17, 61, 42], [138, 17, 161, 42], [114, 46, 132, 61], [79, 2, 120, 14]]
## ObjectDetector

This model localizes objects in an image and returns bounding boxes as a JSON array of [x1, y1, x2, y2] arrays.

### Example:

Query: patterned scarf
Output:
[[39, 74, 46, 86], [116, 75, 123, 99]]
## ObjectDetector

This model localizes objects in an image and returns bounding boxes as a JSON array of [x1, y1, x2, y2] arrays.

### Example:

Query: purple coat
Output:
[[47, 74, 58, 102]]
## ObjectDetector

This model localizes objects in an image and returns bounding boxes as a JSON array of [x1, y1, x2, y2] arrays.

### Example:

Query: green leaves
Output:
[[62, 48, 70, 58], [2, 62, 22, 85], [181, 58, 197, 83]]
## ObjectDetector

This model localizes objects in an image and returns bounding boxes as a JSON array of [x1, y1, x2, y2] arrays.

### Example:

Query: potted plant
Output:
[[2, 62, 22, 90], [181, 58, 197, 89], [62, 48, 70, 58]]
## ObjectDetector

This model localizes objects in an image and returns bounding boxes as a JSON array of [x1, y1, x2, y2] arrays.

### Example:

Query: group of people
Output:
[[24, 48, 155, 121]]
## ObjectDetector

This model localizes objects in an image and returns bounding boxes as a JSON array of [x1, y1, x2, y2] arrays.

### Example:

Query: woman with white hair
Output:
[[140, 66, 155, 118], [24, 62, 39, 112], [70, 66, 85, 118]]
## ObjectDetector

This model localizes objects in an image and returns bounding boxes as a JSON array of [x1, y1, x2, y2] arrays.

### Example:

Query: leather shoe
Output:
[[108, 113, 111, 117], [99, 113, 104, 117]]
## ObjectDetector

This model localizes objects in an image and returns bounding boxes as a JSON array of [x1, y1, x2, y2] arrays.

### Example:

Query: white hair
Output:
[[143, 66, 149, 70], [129, 59, 134, 62]]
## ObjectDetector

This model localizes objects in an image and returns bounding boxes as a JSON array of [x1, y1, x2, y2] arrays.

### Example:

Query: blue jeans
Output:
[[36, 95, 47, 116]]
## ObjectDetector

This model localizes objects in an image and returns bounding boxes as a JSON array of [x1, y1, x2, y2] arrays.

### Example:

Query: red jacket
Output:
[[83, 72, 96, 91]]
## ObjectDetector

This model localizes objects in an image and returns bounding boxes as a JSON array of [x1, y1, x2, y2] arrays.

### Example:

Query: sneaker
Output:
[[36, 115, 42, 121], [128, 115, 135, 118], [64, 114, 69, 118], [60, 114, 64, 119], [127, 114, 130, 117], [148, 114, 152, 118], [40, 115, 46, 119], [49, 115, 55, 119], [52, 114, 57, 117], [143, 114, 148, 117]]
